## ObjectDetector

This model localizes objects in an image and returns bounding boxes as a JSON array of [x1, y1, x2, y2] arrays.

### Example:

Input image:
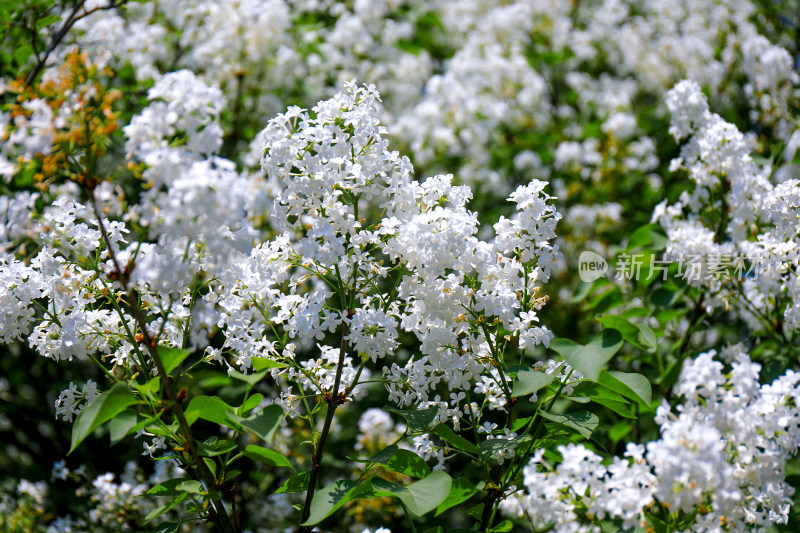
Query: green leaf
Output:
[[237, 404, 283, 441], [251, 358, 288, 371], [422, 528, 445, 533], [512, 368, 555, 397], [368, 444, 399, 465], [435, 477, 479, 516], [586, 286, 624, 314], [650, 227, 668, 252], [147, 479, 204, 496], [570, 381, 625, 402], [511, 415, 532, 432], [599, 371, 653, 406], [479, 434, 527, 461], [651, 288, 678, 309], [663, 357, 685, 389], [144, 493, 188, 522], [197, 374, 233, 389], [550, 329, 623, 381], [301, 479, 364, 525], [384, 449, 430, 478], [196, 437, 237, 457], [203, 458, 217, 479], [384, 406, 438, 432], [371, 471, 453, 516], [568, 278, 607, 304], [597, 315, 657, 352], [637, 324, 657, 350], [228, 368, 269, 386], [109, 409, 139, 445], [275, 471, 309, 494], [38, 14, 61, 28], [648, 515, 669, 533], [431, 424, 479, 455], [134, 376, 161, 402], [625, 224, 666, 252], [238, 393, 263, 416], [590, 395, 635, 418], [539, 411, 599, 439], [609, 422, 633, 444], [13, 44, 32, 66], [350, 445, 439, 479], [159, 347, 190, 375], [243, 445, 293, 469], [465, 503, 484, 520], [151, 522, 179, 533], [184, 396, 239, 430], [491, 521, 513, 532], [302, 472, 454, 525], [69, 383, 138, 454]]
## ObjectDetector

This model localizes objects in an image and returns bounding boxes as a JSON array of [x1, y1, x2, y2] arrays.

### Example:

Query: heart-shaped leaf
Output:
[[243, 445, 293, 469], [184, 396, 239, 430], [432, 424, 479, 455], [539, 411, 599, 439], [159, 347, 190, 375], [598, 315, 657, 352], [384, 406, 438, 432], [70, 383, 138, 454], [512, 368, 555, 397], [371, 471, 453, 516], [599, 370, 652, 406], [550, 329, 623, 381]]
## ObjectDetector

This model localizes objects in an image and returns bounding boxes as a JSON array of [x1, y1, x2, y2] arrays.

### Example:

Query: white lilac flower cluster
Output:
[[41, 0, 795, 298], [355, 408, 408, 452], [59, 0, 797, 193], [653, 79, 800, 331], [87, 470, 150, 528], [33, 460, 184, 533], [210, 81, 560, 426], [0, 461, 187, 533], [0, 68, 558, 456], [0, 97, 55, 178], [1, 241, 129, 362], [54, 380, 99, 422], [16, 479, 47, 512], [124, 69, 226, 180], [0, 71, 271, 410], [501, 348, 800, 532]]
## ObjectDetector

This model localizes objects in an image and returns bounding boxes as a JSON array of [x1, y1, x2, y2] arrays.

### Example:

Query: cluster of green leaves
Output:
[[0, 0, 62, 80]]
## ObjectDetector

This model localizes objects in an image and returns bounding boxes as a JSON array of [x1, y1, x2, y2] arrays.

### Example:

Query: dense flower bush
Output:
[[0, 1, 799, 532]]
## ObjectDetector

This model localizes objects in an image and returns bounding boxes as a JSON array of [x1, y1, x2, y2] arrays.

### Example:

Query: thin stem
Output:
[[299, 318, 351, 531], [400, 501, 419, 533], [355, 430, 409, 482], [479, 487, 500, 532], [346, 359, 366, 395], [86, 352, 118, 383], [479, 322, 512, 402], [88, 188, 237, 533], [503, 369, 574, 489], [98, 276, 149, 373]]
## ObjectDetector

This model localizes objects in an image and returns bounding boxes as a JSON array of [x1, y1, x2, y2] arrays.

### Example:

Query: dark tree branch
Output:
[[24, 0, 128, 86]]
